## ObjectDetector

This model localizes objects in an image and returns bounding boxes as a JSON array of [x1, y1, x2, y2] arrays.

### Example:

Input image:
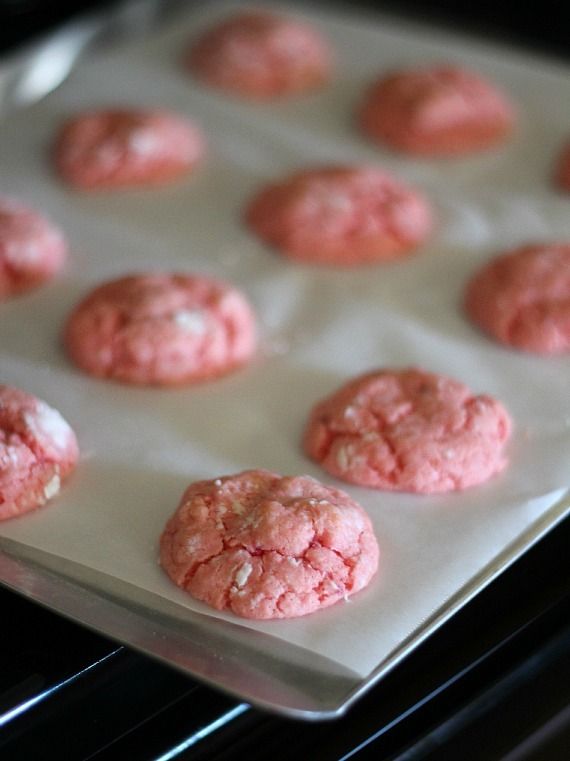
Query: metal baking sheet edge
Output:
[[0, 492, 567, 720]]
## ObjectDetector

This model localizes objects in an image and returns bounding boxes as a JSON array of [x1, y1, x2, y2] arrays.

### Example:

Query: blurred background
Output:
[[0, 0, 568, 57]]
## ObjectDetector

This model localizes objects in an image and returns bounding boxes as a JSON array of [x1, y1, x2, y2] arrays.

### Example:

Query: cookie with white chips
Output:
[[0, 385, 78, 521]]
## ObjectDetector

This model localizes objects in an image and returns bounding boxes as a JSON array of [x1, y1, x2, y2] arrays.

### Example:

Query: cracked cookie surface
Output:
[[0, 197, 67, 299], [54, 109, 205, 190], [246, 166, 432, 266], [64, 273, 257, 386], [359, 65, 514, 156], [159, 470, 379, 619], [0, 385, 78, 521], [186, 11, 331, 100], [304, 369, 512, 494], [465, 244, 570, 355]]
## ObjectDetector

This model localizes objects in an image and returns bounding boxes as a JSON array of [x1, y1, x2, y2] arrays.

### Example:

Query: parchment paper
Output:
[[0, 0, 569, 679]]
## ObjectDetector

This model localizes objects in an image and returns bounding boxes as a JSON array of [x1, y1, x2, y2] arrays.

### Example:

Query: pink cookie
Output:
[[54, 109, 205, 190], [304, 369, 512, 494], [160, 469, 379, 620], [0, 385, 78, 521], [64, 273, 257, 386], [465, 244, 570, 355], [554, 141, 570, 192], [245, 166, 433, 266], [359, 65, 515, 157], [186, 11, 331, 99], [0, 198, 67, 299]]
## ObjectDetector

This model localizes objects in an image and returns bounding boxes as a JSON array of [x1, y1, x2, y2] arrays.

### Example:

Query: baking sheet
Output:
[[0, 0, 569, 714]]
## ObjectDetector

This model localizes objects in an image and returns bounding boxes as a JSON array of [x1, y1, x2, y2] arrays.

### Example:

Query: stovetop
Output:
[[1, 2, 569, 759]]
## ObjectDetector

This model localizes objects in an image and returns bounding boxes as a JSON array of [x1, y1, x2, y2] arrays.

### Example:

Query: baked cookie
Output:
[[304, 368, 512, 494], [54, 109, 205, 190], [245, 166, 433, 266], [358, 65, 515, 156], [554, 140, 570, 191], [0, 197, 67, 299], [186, 11, 331, 99], [64, 273, 257, 385], [465, 243, 570, 355], [0, 385, 78, 521], [160, 469, 379, 620]]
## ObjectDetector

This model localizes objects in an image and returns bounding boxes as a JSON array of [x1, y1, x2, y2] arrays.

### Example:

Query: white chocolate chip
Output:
[[173, 310, 207, 335], [128, 129, 158, 155], [336, 447, 349, 470], [43, 473, 60, 501], [5, 447, 19, 466], [320, 191, 352, 212], [26, 403, 72, 451], [6, 241, 41, 264], [185, 536, 201, 553], [243, 512, 260, 528], [234, 562, 252, 588], [232, 501, 245, 515]]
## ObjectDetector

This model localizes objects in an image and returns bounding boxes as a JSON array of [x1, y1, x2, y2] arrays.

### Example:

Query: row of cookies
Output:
[[0, 381, 380, 619], [2, 194, 568, 355], [185, 9, 570, 174], [0, 350, 513, 620]]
